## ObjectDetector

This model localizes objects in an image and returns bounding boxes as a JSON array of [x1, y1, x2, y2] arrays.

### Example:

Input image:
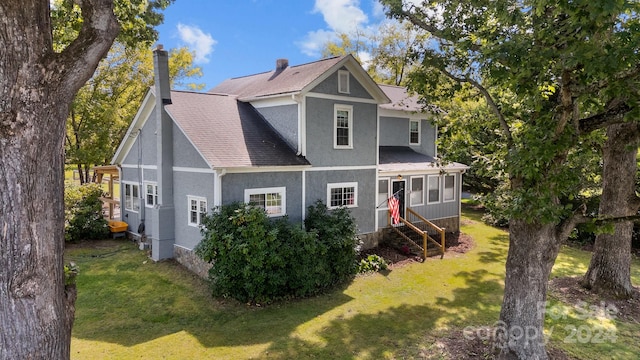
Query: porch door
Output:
[[391, 180, 406, 219]]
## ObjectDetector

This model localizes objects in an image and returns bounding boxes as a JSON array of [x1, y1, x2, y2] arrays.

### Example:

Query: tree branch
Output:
[[397, 4, 482, 53], [578, 102, 632, 134], [557, 210, 587, 241], [49, 0, 120, 100], [438, 67, 514, 147]]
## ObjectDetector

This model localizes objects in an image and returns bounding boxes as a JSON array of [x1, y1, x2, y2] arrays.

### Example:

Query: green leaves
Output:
[[194, 202, 360, 304]]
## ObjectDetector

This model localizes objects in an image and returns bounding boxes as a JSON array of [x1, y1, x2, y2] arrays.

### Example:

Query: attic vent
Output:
[[276, 58, 288, 71]]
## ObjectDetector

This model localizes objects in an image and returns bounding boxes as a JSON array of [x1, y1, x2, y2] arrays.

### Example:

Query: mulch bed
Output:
[[548, 276, 640, 324], [359, 231, 475, 268]]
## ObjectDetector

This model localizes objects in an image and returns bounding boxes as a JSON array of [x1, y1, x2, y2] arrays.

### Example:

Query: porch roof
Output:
[[378, 146, 468, 173]]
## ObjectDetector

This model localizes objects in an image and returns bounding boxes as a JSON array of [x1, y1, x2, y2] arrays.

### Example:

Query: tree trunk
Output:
[[497, 220, 562, 360], [582, 122, 640, 298], [0, 1, 118, 359]]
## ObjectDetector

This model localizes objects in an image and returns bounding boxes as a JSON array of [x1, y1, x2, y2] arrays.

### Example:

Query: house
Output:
[[111, 46, 467, 276]]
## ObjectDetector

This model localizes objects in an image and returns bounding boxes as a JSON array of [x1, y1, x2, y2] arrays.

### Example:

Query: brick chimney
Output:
[[151, 44, 175, 261]]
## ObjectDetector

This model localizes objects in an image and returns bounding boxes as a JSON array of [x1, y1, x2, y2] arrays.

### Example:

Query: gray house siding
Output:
[[310, 67, 374, 100], [220, 171, 304, 223], [379, 116, 436, 157], [172, 171, 216, 250], [122, 110, 157, 166], [305, 97, 377, 167], [172, 123, 210, 169], [305, 169, 377, 234], [255, 104, 299, 151]]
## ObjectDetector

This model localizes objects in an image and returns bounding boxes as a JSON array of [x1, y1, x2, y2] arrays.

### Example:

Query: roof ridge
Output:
[[223, 55, 346, 81], [171, 89, 233, 97]]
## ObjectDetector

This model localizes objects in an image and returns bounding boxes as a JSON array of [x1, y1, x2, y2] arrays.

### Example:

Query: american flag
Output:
[[388, 195, 400, 225]]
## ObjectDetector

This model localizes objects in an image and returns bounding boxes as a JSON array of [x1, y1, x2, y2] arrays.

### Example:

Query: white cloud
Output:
[[176, 23, 216, 64], [313, 0, 368, 33], [298, 0, 370, 57], [297, 29, 337, 57]]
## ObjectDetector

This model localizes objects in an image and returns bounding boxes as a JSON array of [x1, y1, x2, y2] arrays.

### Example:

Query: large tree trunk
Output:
[[497, 220, 563, 360], [582, 122, 640, 299], [0, 1, 118, 359]]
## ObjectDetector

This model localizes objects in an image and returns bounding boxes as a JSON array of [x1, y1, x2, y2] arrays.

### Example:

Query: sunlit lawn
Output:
[[67, 207, 640, 359]]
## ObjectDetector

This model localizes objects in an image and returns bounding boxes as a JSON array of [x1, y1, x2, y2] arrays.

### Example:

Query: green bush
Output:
[[195, 201, 359, 303], [65, 183, 109, 242], [358, 254, 388, 274], [304, 200, 360, 282]]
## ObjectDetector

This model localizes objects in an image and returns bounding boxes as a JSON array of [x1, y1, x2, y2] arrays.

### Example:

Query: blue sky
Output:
[[154, 0, 402, 89]]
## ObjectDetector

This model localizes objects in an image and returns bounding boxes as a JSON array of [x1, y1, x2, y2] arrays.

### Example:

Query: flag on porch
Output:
[[388, 195, 400, 225]]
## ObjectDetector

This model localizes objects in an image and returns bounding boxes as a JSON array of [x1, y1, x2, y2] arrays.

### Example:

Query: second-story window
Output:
[[410, 119, 420, 145], [334, 104, 353, 149]]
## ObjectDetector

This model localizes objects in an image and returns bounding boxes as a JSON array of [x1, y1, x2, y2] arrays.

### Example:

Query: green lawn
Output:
[[67, 208, 640, 359]]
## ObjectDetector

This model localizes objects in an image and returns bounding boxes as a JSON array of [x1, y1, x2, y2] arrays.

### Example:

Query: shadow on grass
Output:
[[261, 271, 504, 358], [435, 269, 503, 326], [477, 234, 509, 265], [69, 242, 353, 348], [69, 238, 505, 358]]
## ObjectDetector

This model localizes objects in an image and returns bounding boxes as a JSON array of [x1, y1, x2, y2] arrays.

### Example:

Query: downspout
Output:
[[137, 128, 145, 235], [458, 168, 467, 231], [214, 168, 227, 208], [293, 94, 302, 156]]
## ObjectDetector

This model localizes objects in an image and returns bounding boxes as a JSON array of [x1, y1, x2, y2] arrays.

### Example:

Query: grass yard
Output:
[[67, 207, 640, 359]]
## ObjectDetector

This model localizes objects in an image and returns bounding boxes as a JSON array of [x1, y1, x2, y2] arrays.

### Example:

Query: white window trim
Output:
[[378, 178, 390, 209], [443, 174, 456, 203], [410, 119, 421, 145], [338, 70, 350, 94], [427, 175, 441, 204], [244, 186, 287, 217], [144, 182, 158, 208], [187, 195, 207, 227], [334, 104, 353, 149], [410, 176, 424, 206], [123, 182, 140, 213], [327, 182, 358, 209]]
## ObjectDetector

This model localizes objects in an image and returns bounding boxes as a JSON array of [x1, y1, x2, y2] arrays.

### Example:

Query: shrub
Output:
[[64, 183, 109, 242], [195, 201, 359, 303], [304, 201, 360, 282], [358, 254, 388, 274]]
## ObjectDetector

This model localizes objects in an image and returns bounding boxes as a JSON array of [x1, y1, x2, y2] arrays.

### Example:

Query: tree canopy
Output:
[[381, 1, 640, 358]]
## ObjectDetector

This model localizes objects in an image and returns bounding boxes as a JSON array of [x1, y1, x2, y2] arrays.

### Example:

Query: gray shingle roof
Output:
[[165, 90, 309, 168], [378, 84, 439, 113], [210, 56, 346, 99], [378, 146, 467, 173]]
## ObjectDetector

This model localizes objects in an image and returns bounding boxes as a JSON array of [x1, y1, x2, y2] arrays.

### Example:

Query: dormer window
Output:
[[338, 70, 350, 94]]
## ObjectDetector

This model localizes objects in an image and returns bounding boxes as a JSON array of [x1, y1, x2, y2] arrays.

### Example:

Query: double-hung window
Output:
[[334, 104, 353, 149], [145, 182, 158, 207], [124, 183, 140, 212], [443, 175, 456, 202], [410, 176, 424, 206], [244, 187, 286, 217], [427, 175, 440, 204], [188, 196, 207, 227], [410, 119, 421, 145], [327, 182, 358, 209]]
